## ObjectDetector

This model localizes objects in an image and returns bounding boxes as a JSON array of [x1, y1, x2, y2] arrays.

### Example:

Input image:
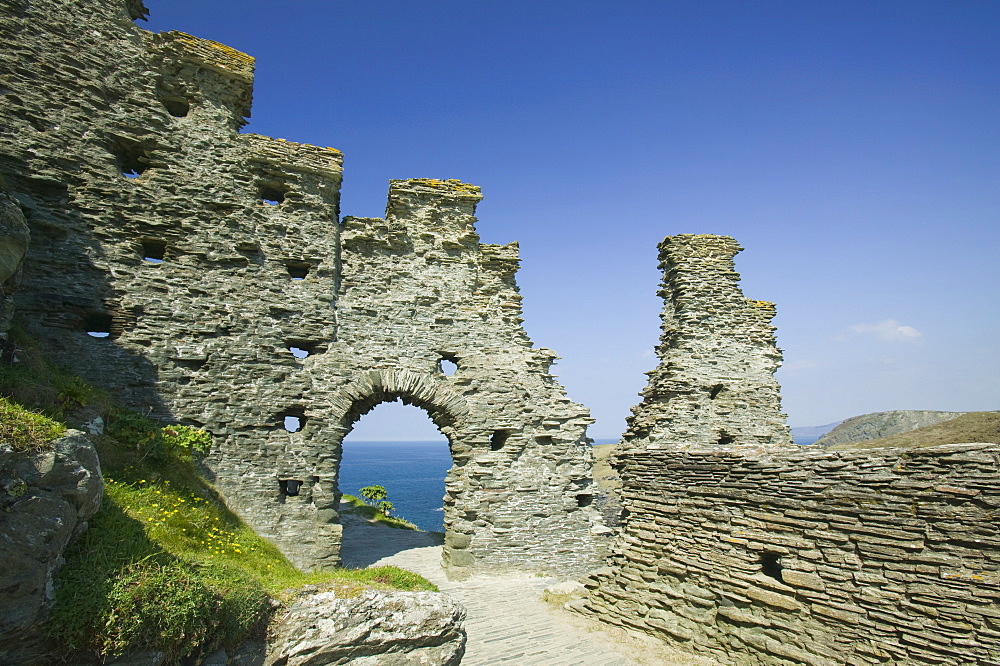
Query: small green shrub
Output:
[[0, 396, 66, 450], [360, 484, 387, 506], [161, 424, 212, 456], [106, 407, 160, 451]]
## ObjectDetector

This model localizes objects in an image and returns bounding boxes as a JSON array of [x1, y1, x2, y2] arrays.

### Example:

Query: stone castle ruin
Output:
[[0, 0, 602, 578], [621, 234, 792, 453], [2, 1, 997, 664], [575, 236, 999, 663]]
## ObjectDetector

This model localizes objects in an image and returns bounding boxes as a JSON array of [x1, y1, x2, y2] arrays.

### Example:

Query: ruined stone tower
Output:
[[0, 0, 604, 577], [622, 234, 792, 451]]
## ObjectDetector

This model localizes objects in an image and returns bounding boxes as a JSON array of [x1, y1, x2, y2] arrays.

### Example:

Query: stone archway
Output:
[[328, 370, 475, 574]]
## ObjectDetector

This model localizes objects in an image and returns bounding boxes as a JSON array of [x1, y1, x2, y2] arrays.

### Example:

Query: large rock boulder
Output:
[[265, 589, 466, 665], [0, 431, 104, 661]]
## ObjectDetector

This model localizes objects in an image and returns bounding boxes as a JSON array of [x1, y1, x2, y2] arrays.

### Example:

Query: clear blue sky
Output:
[[145, 1, 999, 439]]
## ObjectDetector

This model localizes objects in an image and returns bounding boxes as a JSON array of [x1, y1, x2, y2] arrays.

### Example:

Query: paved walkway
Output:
[[339, 506, 716, 666]]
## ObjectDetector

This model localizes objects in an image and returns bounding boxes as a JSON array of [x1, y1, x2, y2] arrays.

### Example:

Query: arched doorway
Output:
[[317, 369, 604, 579], [339, 399, 451, 533]]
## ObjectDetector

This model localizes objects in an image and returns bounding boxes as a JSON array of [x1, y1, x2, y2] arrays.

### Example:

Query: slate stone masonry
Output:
[[622, 234, 792, 453], [580, 444, 1000, 666], [0, 0, 604, 578]]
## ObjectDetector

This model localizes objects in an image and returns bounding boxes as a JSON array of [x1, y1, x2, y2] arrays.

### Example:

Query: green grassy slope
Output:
[[0, 327, 435, 664]]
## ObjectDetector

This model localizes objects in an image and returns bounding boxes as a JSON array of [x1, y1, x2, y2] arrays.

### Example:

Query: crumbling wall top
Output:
[[150, 31, 255, 83], [244, 134, 343, 180]]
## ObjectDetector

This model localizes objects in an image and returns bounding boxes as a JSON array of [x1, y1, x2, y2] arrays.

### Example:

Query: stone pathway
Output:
[[339, 506, 716, 666]]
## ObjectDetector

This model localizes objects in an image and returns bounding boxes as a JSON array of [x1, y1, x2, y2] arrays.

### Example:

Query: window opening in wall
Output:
[[490, 430, 508, 451], [259, 184, 287, 206], [115, 143, 149, 179], [286, 262, 310, 280], [760, 551, 784, 582], [340, 399, 451, 533], [280, 411, 306, 433], [84, 312, 113, 338], [286, 339, 317, 359], [438, 355, 458, 376], [141, 239, 166, 264], [576, 494, 593, 508], [717, 430, 735, 446], [161, 97, 190, 118], [279, 479, 302, 496], [709, 384, 724, 399]]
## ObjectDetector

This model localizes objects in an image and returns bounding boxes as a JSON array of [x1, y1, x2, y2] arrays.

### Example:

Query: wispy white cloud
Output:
[[781, 359, 821, 372], [846, 319, 922, 344]]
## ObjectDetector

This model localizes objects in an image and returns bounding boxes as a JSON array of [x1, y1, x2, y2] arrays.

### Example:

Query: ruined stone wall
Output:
[[579, 233, 998, 664], [579, 444, 1000, 666], [623, 234, 791, 452], [0, 0, 603, 577]]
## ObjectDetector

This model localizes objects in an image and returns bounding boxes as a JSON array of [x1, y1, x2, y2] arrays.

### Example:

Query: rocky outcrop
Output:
[[815, 410, 970, 448], [265, 589, 466, 665], [0, 184, 29, 335], [0, 431, 104, 662]]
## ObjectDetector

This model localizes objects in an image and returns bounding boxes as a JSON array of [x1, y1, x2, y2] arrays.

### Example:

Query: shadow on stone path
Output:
[[338, 504, 443, 568], [339, 508, 717, 666]]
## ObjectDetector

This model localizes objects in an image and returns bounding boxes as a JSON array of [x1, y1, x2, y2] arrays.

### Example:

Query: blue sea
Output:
[[339, 441, 453, 532], [339, 438, 619, 532]]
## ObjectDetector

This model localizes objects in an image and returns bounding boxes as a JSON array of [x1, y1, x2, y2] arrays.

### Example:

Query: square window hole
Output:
[[141, 239, 166, 263], [161, 96, 190, 118], [286, 262, 310, 280], [260, 184, 288, 206], [280, 410, 306, 432], [84, 312, 113, 338], [439, 355, 459, 375], [490, 430, 509, 451]]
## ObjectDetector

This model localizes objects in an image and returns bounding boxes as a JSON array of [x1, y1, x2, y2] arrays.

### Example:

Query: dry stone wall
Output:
[[0, 0, 603, 577], [623, 234, 792, 452], [579, 444, 1000, 666]]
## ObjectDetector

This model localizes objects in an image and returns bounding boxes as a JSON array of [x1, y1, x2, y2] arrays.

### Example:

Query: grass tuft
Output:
[[0, 395, 66, 450], [341, 493, 420, 530]]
